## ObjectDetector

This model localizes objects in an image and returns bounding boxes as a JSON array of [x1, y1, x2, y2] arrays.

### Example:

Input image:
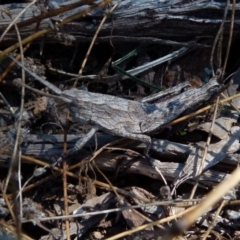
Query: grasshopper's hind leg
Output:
[[113, 129, 154, 164], [53, 125, 99, 166]]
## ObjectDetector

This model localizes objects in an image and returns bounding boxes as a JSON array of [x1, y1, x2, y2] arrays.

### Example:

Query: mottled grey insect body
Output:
[[11, 57, 220, 164], [58, 79, 219, 163]]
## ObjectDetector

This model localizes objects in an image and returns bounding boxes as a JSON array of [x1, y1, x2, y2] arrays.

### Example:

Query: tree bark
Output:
[[0, 0, 239, 46]]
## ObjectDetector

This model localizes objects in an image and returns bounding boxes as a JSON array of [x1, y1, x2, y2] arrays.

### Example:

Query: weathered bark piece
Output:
[[0, 0, 240, 45], [173, 126, 240, 189], [0, 133, 190, 162], [94, 152, 231, 186], [1, 131, 232, 186], [195, 110, 239, 140]]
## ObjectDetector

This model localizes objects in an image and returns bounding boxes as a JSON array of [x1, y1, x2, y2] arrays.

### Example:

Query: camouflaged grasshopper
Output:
[[12, 58, 220, 164]]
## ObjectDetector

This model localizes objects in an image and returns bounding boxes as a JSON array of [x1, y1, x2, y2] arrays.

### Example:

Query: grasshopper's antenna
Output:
[[13, 79, 71, 103], [8, 55, 62, 96]]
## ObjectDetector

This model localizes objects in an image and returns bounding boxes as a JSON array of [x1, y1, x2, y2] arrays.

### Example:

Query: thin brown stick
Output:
[[182, 0, 236, 200], [0, 220, 34, 240], [170, 167, 240, 239], [63, 126, 70, 240], [106, 205, 196, 240], [68, 139, 136, 171], [1, 190, 16, 230], [21, 155, 153, 203], [0, 0, 38, 43], [202, 200, 226, 240], [0, 8, 42, 82], [7, 175, 54, 199], [209, 0, 229, 76], [73, 1, 119, 87], [16, 0, 96, 30], [169, 91, 240, 126], [92, 160, 122, 203], [221, 92, 240, 114], [222, 0, 236, 75], [0, 44, 29, 82], [0, 0, 113, 59], [189, 96, 220, 199], [3, 12, 26, 239]]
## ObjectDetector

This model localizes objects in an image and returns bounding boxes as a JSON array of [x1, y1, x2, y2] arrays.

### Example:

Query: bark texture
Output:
[[0, 0, 239, 45]]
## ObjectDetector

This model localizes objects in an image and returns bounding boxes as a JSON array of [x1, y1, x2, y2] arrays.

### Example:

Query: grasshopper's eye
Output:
[[140, 121, 149, 132]]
